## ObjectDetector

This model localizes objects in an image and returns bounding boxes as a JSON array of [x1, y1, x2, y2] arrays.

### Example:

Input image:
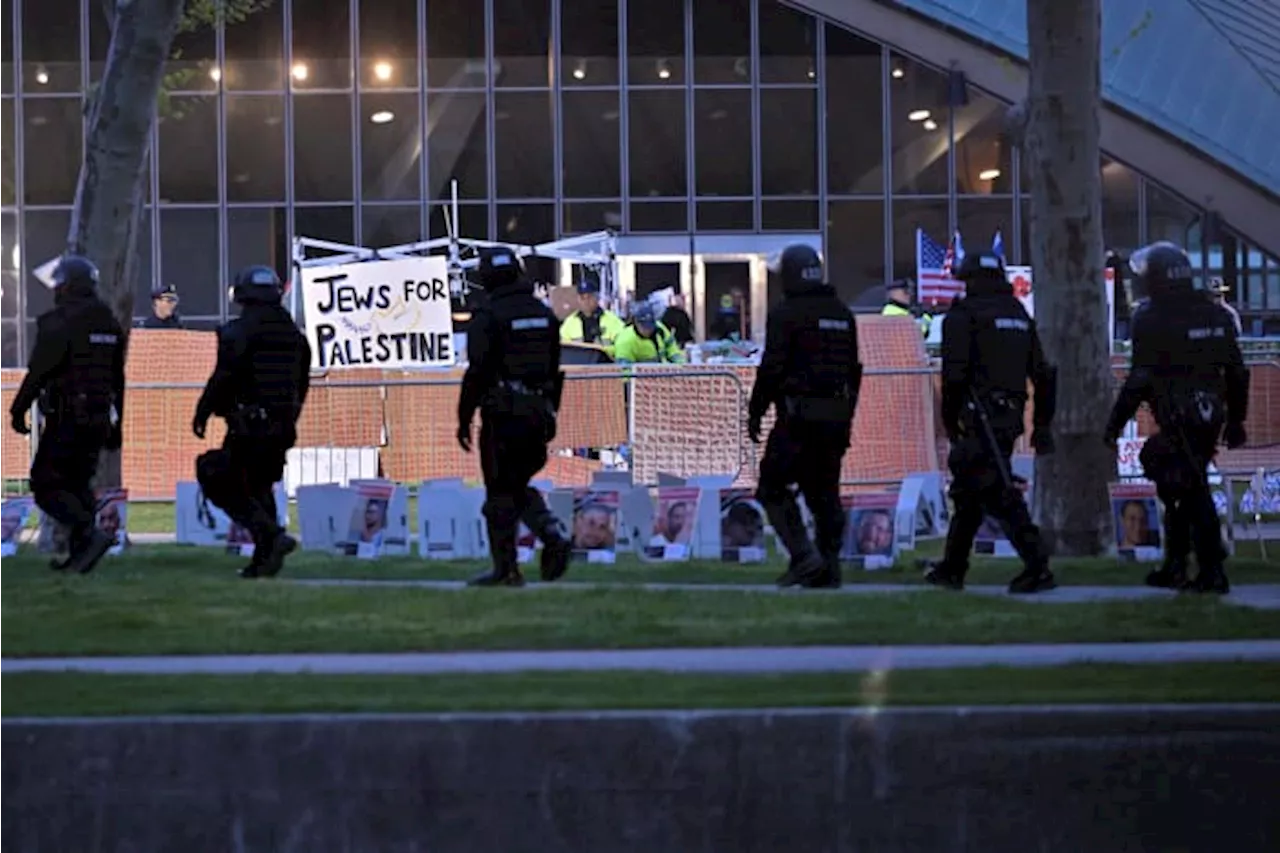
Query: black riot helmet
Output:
[[51, 254, 100, 301], [232, 264, 284, 305], [954, 250, 1010, 297], [474, 246, 525, 292], [1126, 241, 1199, 305], [768, 243, 824, 296]]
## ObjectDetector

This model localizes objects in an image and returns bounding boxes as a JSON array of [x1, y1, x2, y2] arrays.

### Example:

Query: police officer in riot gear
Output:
[[9, 254, 126, 574], [193, 265, 311, 578], [926, 250, 1058, 594], [749, 244, 862, 589], [1103, 241, 1248, 594], [458, 246, 572, 587]]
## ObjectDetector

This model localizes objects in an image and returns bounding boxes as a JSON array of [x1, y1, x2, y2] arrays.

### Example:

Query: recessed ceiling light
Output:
[[370, 110, 395, 124], [922, 119, 938, 131], [891, 67, 904, 79], [373, 61, 392, 81], [979, 168, 1002, 181], [908, 109, 930, 122], [291, 63, 308, 81]]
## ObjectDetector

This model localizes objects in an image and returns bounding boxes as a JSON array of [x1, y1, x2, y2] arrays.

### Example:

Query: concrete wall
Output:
[[4, 705, 1279, 852]]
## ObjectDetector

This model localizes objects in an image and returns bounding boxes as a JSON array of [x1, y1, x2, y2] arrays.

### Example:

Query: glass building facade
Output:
[[3, 0, 1278, 365]]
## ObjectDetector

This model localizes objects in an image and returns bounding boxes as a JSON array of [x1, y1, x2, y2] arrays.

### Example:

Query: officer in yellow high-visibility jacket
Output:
[[881, 278, 932, 337], [613, 302, 686, 365], [560, 272, 625, 352]]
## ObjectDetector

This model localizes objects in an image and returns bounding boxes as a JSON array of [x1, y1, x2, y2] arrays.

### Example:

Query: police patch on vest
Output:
[[994, 318, 1029, 331], [512, 317, 550, 330], [1187, 326, 1225, 340], [89, 333, 119, 345], [818, 319, 850, 331]]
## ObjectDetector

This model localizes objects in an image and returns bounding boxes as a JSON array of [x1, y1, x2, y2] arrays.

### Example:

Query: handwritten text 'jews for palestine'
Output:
[[311, 274, 451, 368]]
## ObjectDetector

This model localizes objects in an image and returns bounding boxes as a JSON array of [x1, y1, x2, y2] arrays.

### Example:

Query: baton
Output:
[[968, 389, 1016, 493]]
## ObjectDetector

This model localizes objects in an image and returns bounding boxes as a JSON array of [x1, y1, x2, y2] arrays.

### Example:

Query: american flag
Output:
[[916, 228, 964, 307]]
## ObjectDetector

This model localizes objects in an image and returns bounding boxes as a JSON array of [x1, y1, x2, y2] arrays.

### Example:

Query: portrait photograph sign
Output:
[[301, 256, 454, 370], [1, 497, 34, 557], [1109, 482, 1164, 561], [840, 492, 898, 570], [644, 487, 700, 561], [719, 489, 766, 563], [571, 489, 619, 563], [95, 489, 129, 556], [338, 480, 409, 559]]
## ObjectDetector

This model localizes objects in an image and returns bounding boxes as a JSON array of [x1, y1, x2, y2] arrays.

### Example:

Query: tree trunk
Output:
[[66, 0, 186, 490], [1023, 0, 1114, 556]]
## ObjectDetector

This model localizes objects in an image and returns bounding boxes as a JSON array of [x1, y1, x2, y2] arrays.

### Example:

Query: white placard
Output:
[[302, 256, 454, 370]]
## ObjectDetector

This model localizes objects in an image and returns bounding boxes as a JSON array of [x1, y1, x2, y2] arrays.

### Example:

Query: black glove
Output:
[[456, 423, 472, 453], [1224, 421, 1247, 450], [1030, 427, 1054, 455], [192, 414, 207, 440], [10, 409, 29, 435], [104, 424, 122, 451], [747, 415, 762, 445]]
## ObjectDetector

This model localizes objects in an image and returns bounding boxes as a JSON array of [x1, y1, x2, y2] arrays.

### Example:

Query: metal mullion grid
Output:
[[749, 0, 761, 233], [351, 0, 362, 245], [815, 20, 828, 264], [879, 45, 892, 288], [283, 0, 297, 285], [148, 114, 160, 296], [417, 0, 428, 238], [551, 0, 564, 239], [946, 72, 956, 246], [1010, 145, 1022, 265], [618, 0, 630, 233], [756, 81, 820, 231], [484, 0, 496, 239], [11, 0, 25, 358], [683, 0, 694, 238], [216, 15, 229, 320]]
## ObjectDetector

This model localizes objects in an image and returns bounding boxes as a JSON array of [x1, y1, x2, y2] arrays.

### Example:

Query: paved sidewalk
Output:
[[6, 640, 1280, 676], [290, 579, 1280, 610]]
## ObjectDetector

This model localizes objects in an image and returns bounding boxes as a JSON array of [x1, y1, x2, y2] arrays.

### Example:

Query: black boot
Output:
[[254, 531, 297, 578], [763, 496, 824, 588], [469, 513, 525, 587], [1182, 566, 1230, 595], [64, 528, 114, 575], [522, 493, 571, 583], [1145, 556, 1188, 590], [923, 559, 966, 591]]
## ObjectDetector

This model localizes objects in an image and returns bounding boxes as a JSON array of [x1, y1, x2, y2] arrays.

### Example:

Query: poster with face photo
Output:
[[95, 489, 129, 556], [644, 487, 699, 561], [1, 497, 34, 557], [840, 492, 898, 570], [1109, 482, 1163, 562], [719, 489, 766, 563], [338, 481, 410, 559], [571, 489, 619, 563]]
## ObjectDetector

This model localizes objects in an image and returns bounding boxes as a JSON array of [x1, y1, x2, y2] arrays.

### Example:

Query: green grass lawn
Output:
[[6, 663, 1280, 717], [5, 541, 1276, 587], [3, 554, 1279, 657]]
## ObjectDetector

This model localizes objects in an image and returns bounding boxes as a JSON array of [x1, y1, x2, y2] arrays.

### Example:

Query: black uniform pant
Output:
[[1139, 429, 1224, 571], [943, 423, 1044, 573], [196, 434, 288, 555], [30, 421, 107, 549], [756, 418, 848, 563], [478, 410, 562, 571]]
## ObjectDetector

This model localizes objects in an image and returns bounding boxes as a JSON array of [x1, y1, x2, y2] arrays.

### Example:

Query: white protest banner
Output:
[[302, 256, 454, 370]]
